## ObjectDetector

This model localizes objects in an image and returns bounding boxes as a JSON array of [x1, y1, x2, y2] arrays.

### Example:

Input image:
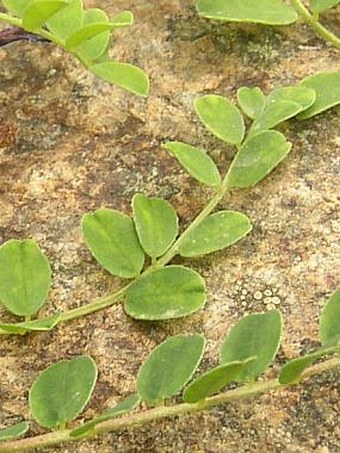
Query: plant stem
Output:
[[1, 356, 338, 452], [290, 0, 340, 49]]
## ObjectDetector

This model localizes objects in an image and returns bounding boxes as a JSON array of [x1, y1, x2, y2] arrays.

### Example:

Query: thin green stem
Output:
[[0, 356, 338, 452], [290, 0, 340, 49]]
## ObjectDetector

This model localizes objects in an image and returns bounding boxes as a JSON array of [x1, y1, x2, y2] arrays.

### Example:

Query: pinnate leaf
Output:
[[163, 141, 221, 187], [195, 95, 245, 145], [22, 0, 70, 31], [132, 194, 178, 258], [237, 87, 265, 119], [179, 211, 252, 257], [82, 209, 145, 279], [319, 288, 340, 347], [0, 421, 29, 442], [90, 61, 149, 96], [310, 0, 340, 13], [220, 310, 283, 381], [196, 0, 297, 25], [125, 265, 206, 320], [29, 356, 97, 429], [298, 72, 340, 119], [0, 239, 51, 317], [137, 334, 205, 403], [70, 394, 141, 437], [228, 130, 291, 188], [183, 357, 256, 403]]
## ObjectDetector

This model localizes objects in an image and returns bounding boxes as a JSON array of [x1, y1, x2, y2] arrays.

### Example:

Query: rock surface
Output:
[[0, 1, 339, 451]]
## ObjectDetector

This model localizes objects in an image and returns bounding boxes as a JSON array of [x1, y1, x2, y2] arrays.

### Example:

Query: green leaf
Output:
[[298, 72, 340, 119], [70, 394, 141, 438], [179, 211, 252, 257], [183, 357, 256, 403], [310, 0, 340, 13], [132, 194, 179, 258], [219, 310, 283, 381], [2, 0, 28, 17], [90, 61, 149, 96], [22, 0, 70, 31], [196, 0, 297, 25], [0, 239, 51, 317], [82, 209, 145, 279], [0, 312, 62, 335], [266, 86, 316, 111], [125, 265, 206, 320], [137, 334, 205, 403], [29, 356, 97, 429], [46, 0, 83, 40], [279, 344, 339, 384], [65, 23, 116, 50], [250, 101, 303, 135], [228, 130, 292, 188], [110, 10, 134, 27], [0, 421, 29, 442], [195, 95, 245, 145], [319, 288, 340, 347], [162, 141, 221, 187], [237, 87, 265, 119]]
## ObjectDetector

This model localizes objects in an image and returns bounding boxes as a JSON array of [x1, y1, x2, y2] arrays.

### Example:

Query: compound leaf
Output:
[[0, 421, 29, 442], [195, 95, 245, 145], [319, 288, 340, 347], [220, 310, 283, 381], [237, 87, 265, 119], [132, 194, 179, 258], [183, 357, 256, 403], [228, 130, 291, 188], [90, 61, 149, 96], [70, 393, 141, 437], [0, 239, 51, 317], [298, 72, 340, 119], [179, 211, 252, 257], [29, 356, 97, 429], [22, 0, 70, 31], [82, 209, 145, 279], [125, 265, 206, 320], [137, 334, 205, 403], [196, 0, 297, 25], [2, 0, 27, 17], [163, 141, 221, 187]]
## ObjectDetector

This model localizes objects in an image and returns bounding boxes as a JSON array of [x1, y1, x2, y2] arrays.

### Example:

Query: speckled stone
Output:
[[0, 1, 339, 452]]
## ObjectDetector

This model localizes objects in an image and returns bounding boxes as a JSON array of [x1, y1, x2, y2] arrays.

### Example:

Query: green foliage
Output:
[[196, 0, 298, 25], [136, 334, 205, 403], [0, 421, 29, 442], [0, 313, 61, 335], [298, 72, 340, 119], [178, 211, 252, 257], [124, 266, 206, 320], [162, 142, 221, 188], [183, 358, 255, 403], [132, 194, 179, 258], [220, 310, 283, 381], [195, 95, 245, 145], [0, 0, 149, 96], [309, 0, 340, 13], [319, 288, 340, 347], [82, 209, 145, 279], [29, 356, 97, 429], [0, 239, 51, 317], [237, 87, 265, 120]]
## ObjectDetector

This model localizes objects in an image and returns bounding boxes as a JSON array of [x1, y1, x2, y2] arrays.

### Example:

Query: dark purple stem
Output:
[[0, 26, 49, 47]]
